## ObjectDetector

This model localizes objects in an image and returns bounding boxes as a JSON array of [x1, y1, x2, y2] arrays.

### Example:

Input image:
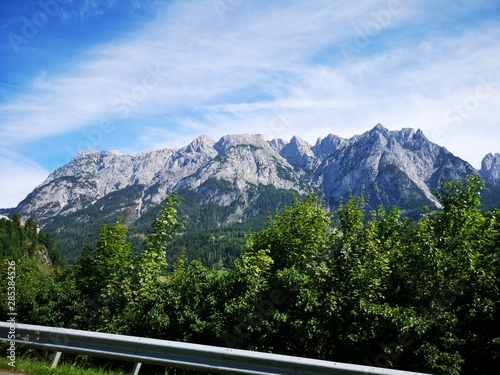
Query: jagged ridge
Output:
[[12, 125, 498, 231]]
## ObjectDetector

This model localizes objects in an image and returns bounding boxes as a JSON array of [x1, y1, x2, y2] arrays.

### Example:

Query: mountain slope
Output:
[[9, 124, 497, 260], [480, 152, 500, 186]]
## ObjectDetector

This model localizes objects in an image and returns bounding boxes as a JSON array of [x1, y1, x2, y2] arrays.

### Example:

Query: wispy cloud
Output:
[[0, 153, 49, 209], [0, 0, 499, 207]]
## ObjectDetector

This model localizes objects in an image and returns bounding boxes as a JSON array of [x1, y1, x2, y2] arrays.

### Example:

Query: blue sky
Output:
[[1, 0, 499, 208]]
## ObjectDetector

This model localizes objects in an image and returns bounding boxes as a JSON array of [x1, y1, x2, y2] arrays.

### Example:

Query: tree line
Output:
[[1, 175, 499, 374]]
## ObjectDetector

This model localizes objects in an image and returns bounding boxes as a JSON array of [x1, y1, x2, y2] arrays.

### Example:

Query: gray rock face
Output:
[[313, 134, 348, 158], [313, 125, 476, 210], [177, 134, 306, 206], [16, 136, 218, 223], [12, 124, 490, 228], [280, 136, 318, 172], [267, 138, 288, 154], [480, 153, 500, 185]]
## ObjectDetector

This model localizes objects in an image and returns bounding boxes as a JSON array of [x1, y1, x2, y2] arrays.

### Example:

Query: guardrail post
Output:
[[51, 351, 62, 369], [132, 362, 142, 375]]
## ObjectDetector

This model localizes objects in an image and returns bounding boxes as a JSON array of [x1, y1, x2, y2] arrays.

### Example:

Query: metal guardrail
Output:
[[0, 322, 432, 375]]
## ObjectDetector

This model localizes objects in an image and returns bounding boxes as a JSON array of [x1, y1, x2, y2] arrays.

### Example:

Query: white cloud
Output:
[[0, 153, 49, 208], [0, 0, 499, 207]]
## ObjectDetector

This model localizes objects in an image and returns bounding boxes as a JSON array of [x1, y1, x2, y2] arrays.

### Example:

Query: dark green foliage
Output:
[[245, 194, 331, 271], [480, 182, 500, 211], [43, 184, 145, 261], [163, 227, 246, 267], [46, 182, 302, 265], [3, 176, 499, 375], [0, 215, 64, 265], [0, 216, 75, 328], [161, 185, 301, 267]]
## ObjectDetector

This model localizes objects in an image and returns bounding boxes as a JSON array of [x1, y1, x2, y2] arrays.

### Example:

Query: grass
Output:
[[0, 355, 130, 375]]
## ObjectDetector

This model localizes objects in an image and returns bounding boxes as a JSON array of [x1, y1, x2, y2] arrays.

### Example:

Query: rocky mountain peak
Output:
[[480, 153, 500, 185], [175, 133, 305, 204], [284, 136, 313, 156], [290, 135, 311, 148], [268, 138, 288, 154], [214, 134, 268, 154], [395, 128, 431, 148], [482, 153, 500, 166], [10, 125, 498, 235], [356, 124, 392, 150], [75, 149, 100, 157], [393, 127, 415, 142], [280, 136, 316, 171], [363, 125, 430, 147], [313, 134, 347, 158], [186, 134, 216, 153], [371, 123, 390, 135]]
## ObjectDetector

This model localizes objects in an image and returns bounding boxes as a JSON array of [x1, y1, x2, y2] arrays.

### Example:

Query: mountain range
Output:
[[5, 124, 500, 260]]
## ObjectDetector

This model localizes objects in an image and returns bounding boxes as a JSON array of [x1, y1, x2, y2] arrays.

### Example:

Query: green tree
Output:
[[73, 218, 134, 333], [6, 177, 496, 375], [223, 194, 333, 354], [159, 257, 227, 344], [130, 193, 185, 336], [136, 193, 184, 296], [324, 197, 404, 364], [389, 175, 499, 374], [245, 194, 331, 271]]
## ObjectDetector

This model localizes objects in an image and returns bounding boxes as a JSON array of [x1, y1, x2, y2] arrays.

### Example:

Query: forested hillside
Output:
[[1, 175, 499, 375], [0, 214, 64, 265], [13, 126, 500, 266]]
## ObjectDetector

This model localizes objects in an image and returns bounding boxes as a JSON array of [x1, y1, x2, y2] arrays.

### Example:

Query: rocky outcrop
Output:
[[312, 125, 477, 209], [480, 153, 500, 186], [12, 125, 491, 228]]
